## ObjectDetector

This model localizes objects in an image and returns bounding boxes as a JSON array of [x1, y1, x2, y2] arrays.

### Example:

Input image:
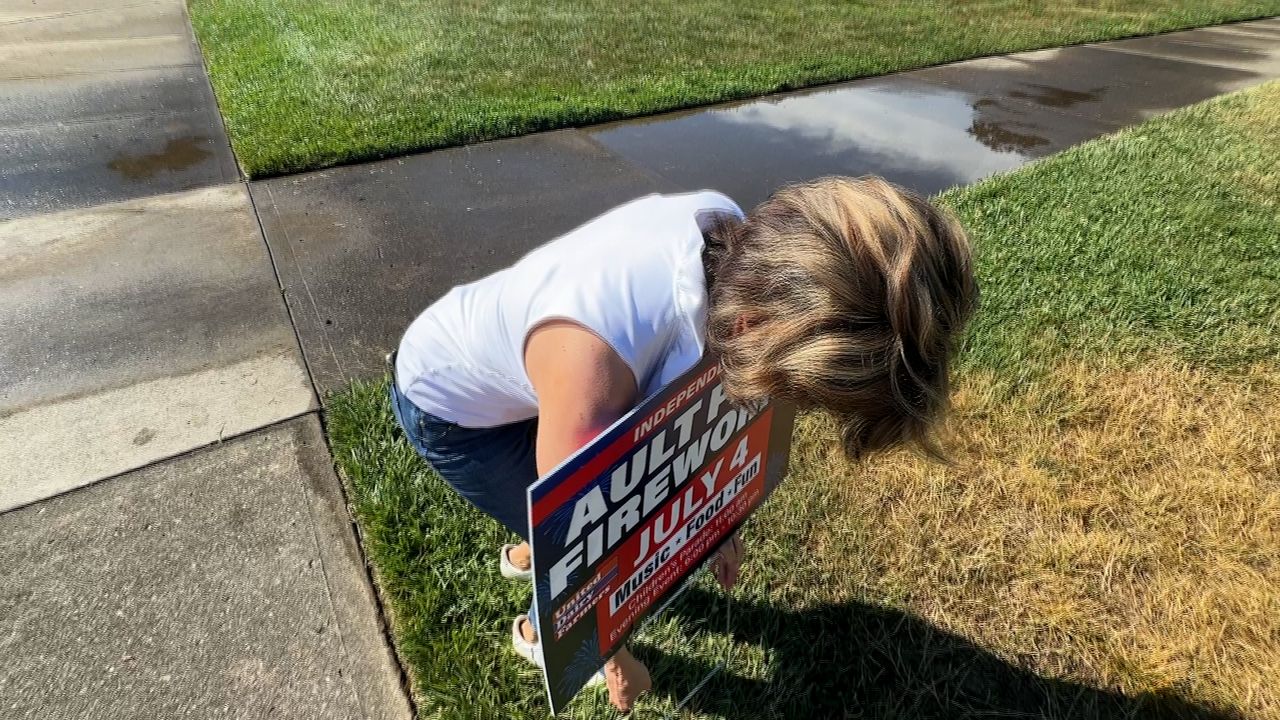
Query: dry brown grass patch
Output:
[[782, 358, 1280, 717]]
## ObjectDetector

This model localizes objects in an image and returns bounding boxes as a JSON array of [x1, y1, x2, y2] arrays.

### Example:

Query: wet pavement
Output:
[[0, 185, 315, 511], [585, 74, 1113, 209], [589, 44, 1269, 207], [252, 130, 670, 395], [0, 0, 239, 219], [1245, 17, 1280, 31], [256, 21, 1279, 390], [909, 45, 1264, 129], [0, 416, 411, 720], [1088, 31, 1280, 75], [1167, 25, 1280, 50]]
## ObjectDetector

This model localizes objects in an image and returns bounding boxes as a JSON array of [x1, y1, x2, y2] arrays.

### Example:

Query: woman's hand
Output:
[[604, 646, 651, 712], [712, 532, 744, 591]]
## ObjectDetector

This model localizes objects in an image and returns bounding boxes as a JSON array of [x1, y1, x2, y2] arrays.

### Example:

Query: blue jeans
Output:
[[389, 378, 539, 540]]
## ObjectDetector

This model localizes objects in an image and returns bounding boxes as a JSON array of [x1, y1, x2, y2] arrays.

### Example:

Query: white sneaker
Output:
[[512, 614, 604, 686], [500, 544, 533, 581], [512, 614, 541, 666]]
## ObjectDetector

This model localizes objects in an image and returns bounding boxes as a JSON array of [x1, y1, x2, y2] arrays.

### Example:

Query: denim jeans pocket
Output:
[[415, 412, 453, 446], [390, 381, 453, 455]]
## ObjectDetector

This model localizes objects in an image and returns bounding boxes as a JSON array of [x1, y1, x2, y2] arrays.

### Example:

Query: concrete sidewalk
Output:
[[1, 0, 239, 218], [1, 417, 408, 719], [1, 10, 1277, 719], [0, 185, 316, 509]]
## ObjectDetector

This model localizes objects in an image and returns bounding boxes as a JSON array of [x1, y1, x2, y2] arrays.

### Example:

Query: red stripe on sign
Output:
[[531, 430, 637, 526]]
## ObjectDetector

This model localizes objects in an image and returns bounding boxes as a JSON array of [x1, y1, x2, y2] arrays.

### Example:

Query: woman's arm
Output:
[[524, 319, 651, 711], [524, 319, 638, 476]]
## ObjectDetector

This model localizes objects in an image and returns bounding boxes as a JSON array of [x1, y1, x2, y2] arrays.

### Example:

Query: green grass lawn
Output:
[[187, 0, 1280, 178], [327, 82, 1280, 719]]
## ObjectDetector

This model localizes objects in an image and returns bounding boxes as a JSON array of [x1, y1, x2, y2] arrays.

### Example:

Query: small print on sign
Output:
[[526, 356, 795, 713]]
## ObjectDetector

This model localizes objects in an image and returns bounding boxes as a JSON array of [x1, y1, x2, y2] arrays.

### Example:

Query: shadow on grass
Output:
[[639, 587, 1235, 720]]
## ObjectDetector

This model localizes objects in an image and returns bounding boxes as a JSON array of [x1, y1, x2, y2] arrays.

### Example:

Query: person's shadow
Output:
[[634, 587, 1236, 719]]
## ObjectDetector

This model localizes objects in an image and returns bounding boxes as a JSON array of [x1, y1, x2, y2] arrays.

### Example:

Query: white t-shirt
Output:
[[395, 190, 744, 427]]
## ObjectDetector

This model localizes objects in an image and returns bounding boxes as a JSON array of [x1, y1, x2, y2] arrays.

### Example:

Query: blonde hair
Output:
[[704, 176, 978, 460]]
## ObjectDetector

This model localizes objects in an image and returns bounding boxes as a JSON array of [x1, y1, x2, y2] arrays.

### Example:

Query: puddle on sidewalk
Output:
[[108, 136, 212, 180], [1007, 84, 1103, 108], [586, 76, 1095, 206]]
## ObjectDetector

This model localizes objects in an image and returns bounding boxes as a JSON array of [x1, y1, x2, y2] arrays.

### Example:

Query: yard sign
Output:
[[526, 355, 796, 713]]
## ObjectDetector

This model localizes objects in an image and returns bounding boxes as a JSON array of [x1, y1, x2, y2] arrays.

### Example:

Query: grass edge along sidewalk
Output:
[[326, 81, 1280, 719], [188, 0, 1280, 178]]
